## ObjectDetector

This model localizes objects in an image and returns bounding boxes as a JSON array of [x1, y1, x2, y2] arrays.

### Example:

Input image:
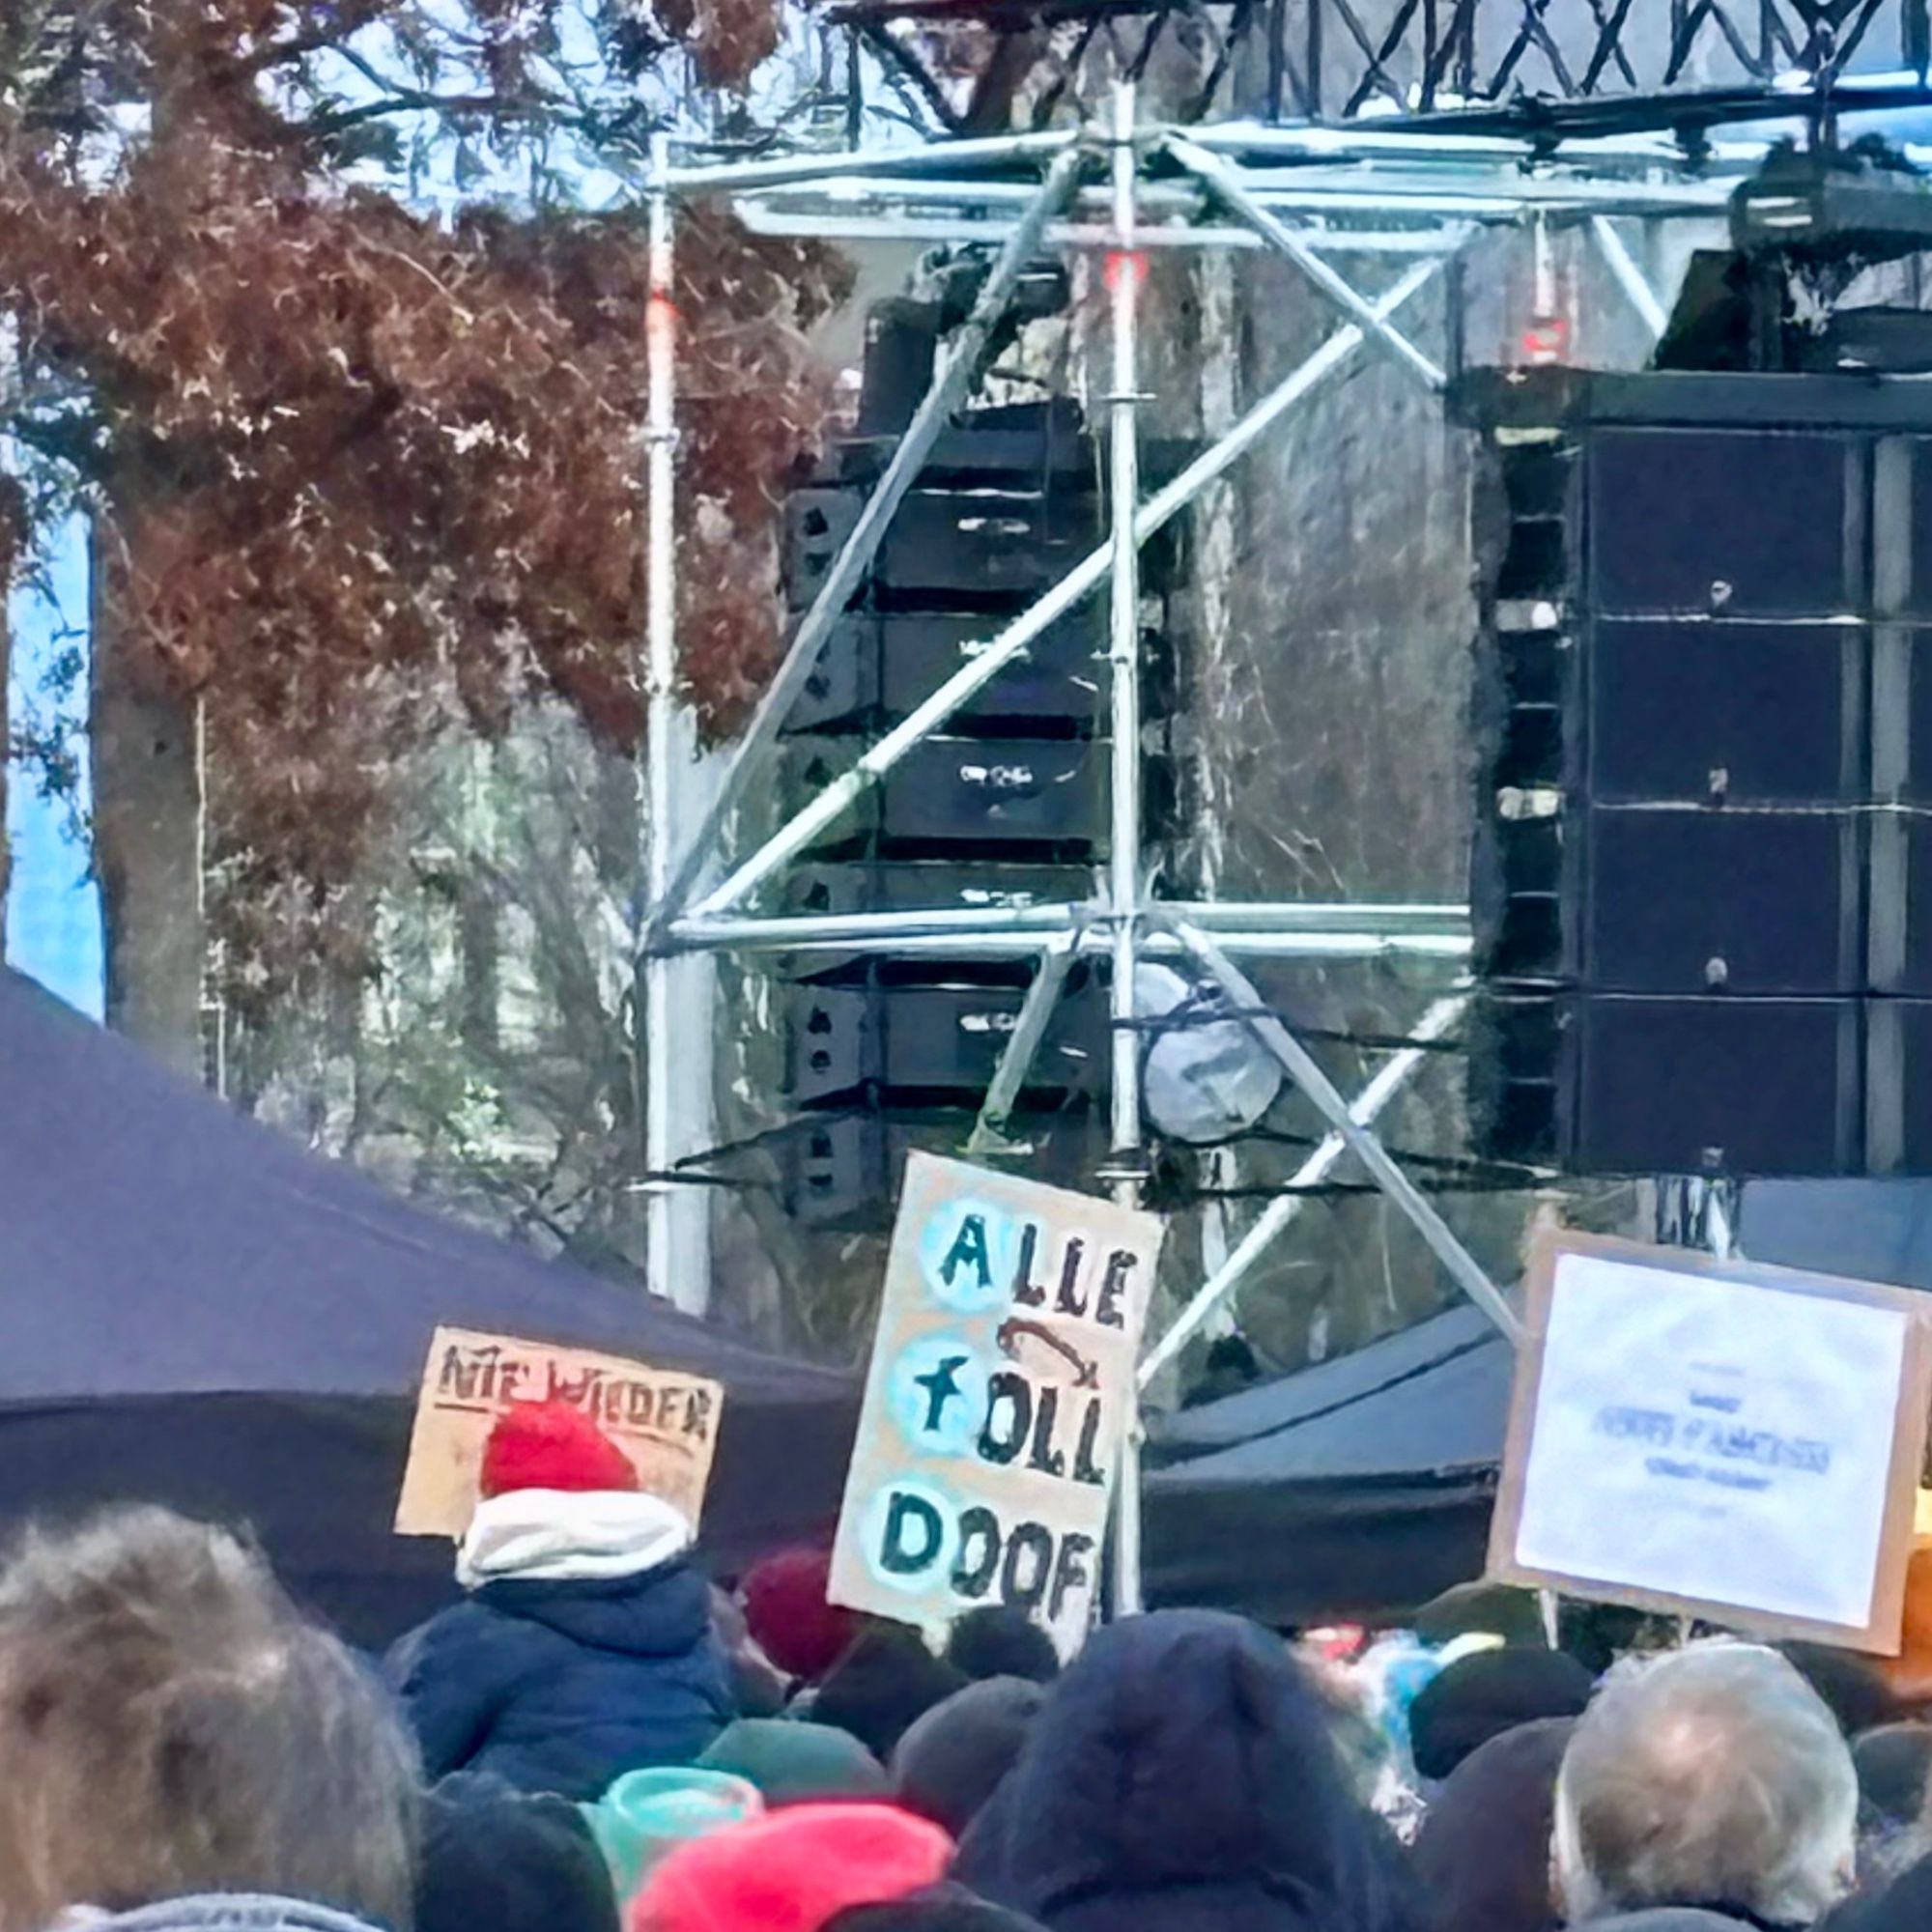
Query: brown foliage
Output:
[[0, 0, 850, 1000]]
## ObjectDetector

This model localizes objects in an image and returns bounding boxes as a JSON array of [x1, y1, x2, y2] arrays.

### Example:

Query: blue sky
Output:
[[7, 516, 101, 1016]]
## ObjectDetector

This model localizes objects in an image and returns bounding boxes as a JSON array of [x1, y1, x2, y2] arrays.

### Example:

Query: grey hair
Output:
[[0, 1508, 420, 1932], [1553, 1641, 1857, 1928]]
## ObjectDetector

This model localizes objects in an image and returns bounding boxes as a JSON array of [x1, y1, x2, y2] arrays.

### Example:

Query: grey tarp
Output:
[[0, 967, 857, 1644]]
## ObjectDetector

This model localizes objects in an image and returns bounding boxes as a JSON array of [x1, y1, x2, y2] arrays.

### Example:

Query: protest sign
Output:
[[394, 1326, 723, 1538], [829, 1152, 1165, 1656], [1489, 1231, 1932, 1653]]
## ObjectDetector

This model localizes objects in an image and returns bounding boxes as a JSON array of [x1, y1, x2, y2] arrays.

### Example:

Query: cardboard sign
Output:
[[1489, 1232, 1932, 1653], [394, 1326, 724, 1538], [828, 1152, 1165, 1657]]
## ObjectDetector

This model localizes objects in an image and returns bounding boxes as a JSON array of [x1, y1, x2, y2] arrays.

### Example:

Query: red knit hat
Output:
[[478, 1400, 639, 1500], [630, 1803, 952, 1932], [742, 1547, 861, 1682]]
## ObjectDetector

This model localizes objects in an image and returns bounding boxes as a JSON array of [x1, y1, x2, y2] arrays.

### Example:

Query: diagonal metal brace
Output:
[[647, 142, 1090, 936], [1590, 213, 1667, 342], [1137, 988, 1470, 1386], [1165, 918, 1524, 1346], [1166, 131, 1448, 392], [966, 924, 1084, 1156]]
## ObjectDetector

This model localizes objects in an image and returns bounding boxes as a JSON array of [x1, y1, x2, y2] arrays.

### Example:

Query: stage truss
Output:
[[637, 73, 1904, 1601]]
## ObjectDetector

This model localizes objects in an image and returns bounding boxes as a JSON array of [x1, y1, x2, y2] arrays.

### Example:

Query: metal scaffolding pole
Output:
[[687, 252, 1447, 922], [1105, 78, 1149, 1619], [651, 144, 1089, 931], [661, 899, 1470, 952], [659, 925, 1469, 961], [641, 136, 712, 1315], [1169, 920, 1524, 1347], [1136, 990, 1471, 1387], [666, 127, 1078, 192]]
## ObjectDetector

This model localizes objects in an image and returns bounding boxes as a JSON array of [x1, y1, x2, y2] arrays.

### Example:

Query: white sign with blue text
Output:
[[1490, 1233, 1932, 1654], [829, 1153, 1165, 1657]]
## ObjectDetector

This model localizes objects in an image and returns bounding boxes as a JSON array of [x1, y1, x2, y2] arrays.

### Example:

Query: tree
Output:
[[0, 0, 851, 1049]]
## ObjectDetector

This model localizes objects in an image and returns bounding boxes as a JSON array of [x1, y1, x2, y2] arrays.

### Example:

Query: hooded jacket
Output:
[[950, 1609, 1420, 1932], [389, 1492, 733, 1801], [1410, 1717, 1574, 1932]]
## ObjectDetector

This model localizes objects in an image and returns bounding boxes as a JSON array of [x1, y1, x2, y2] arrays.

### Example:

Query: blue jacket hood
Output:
[[951, 1609, 1419, 1932]]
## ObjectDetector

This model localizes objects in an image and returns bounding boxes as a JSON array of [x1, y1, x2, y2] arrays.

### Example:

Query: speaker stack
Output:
[[1464, 367, 1932, 1178], [771, 299, 1179, 1229]]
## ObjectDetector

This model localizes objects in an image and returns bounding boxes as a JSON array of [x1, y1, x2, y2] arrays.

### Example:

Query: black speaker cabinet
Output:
[[781, 1108, 1101, 1232], [1575, 996, 1861, 1176], [1587, 621, 1863, 804], [781, 736, 1110, 857], [1588, 427, 1862, 618], [1581, 808, 1862, 995], [783, 980, 1104, 1106], [877, 488, 1100, 606], [785, 612, 1107, 734]]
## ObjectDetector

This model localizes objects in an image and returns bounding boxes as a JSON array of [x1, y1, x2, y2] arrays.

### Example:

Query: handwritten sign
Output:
[[394, 1326, 724, 1539], [1489, 1232, 1932, 1653], [829, 1153, 1165, 1657]]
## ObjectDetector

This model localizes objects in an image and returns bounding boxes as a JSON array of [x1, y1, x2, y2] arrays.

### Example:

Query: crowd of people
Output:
[[7, 1396, 1932, 1932]]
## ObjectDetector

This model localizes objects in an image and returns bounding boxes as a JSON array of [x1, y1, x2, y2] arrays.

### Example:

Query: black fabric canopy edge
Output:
[[0, 1390, 860, 1649], [1143, 1463, 1499, 1629]]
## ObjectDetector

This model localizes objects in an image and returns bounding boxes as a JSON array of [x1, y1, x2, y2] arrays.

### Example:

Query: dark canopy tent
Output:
[[1142, 1302, 1512, 1627], [0, 967, 856, 1646]]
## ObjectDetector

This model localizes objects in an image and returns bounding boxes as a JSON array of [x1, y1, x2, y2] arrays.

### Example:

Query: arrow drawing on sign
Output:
[[995, 1317, 1099, 1389]]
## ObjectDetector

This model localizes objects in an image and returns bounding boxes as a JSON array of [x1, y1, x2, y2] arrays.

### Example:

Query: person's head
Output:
[[944, 1609, 1058, 1687], [1855, 1721, 1932, 1831], [0, 1507, 419, 1932], [892, 1678, 1045, 1838], [1410, 1717, 1574, 1932], [698, 1718, 889, 1807], [479, 1401, 639, 1500], [1553, 1643, 1857, 1928], [419, 1776, 617, 1932], [951, 1608, 1416, 1932], [1850, 1720, 1932, 1881], [1406, 1646, 1594, 1780], [629, 1802, 952, 1932], [813, 1624, 969, 1763], [1413, 1581, 1548, 1651], [741, 1548, 861, 1685]]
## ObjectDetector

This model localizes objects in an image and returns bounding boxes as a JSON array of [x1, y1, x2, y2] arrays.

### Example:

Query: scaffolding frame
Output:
[[639, 83, 1757, 1599]]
